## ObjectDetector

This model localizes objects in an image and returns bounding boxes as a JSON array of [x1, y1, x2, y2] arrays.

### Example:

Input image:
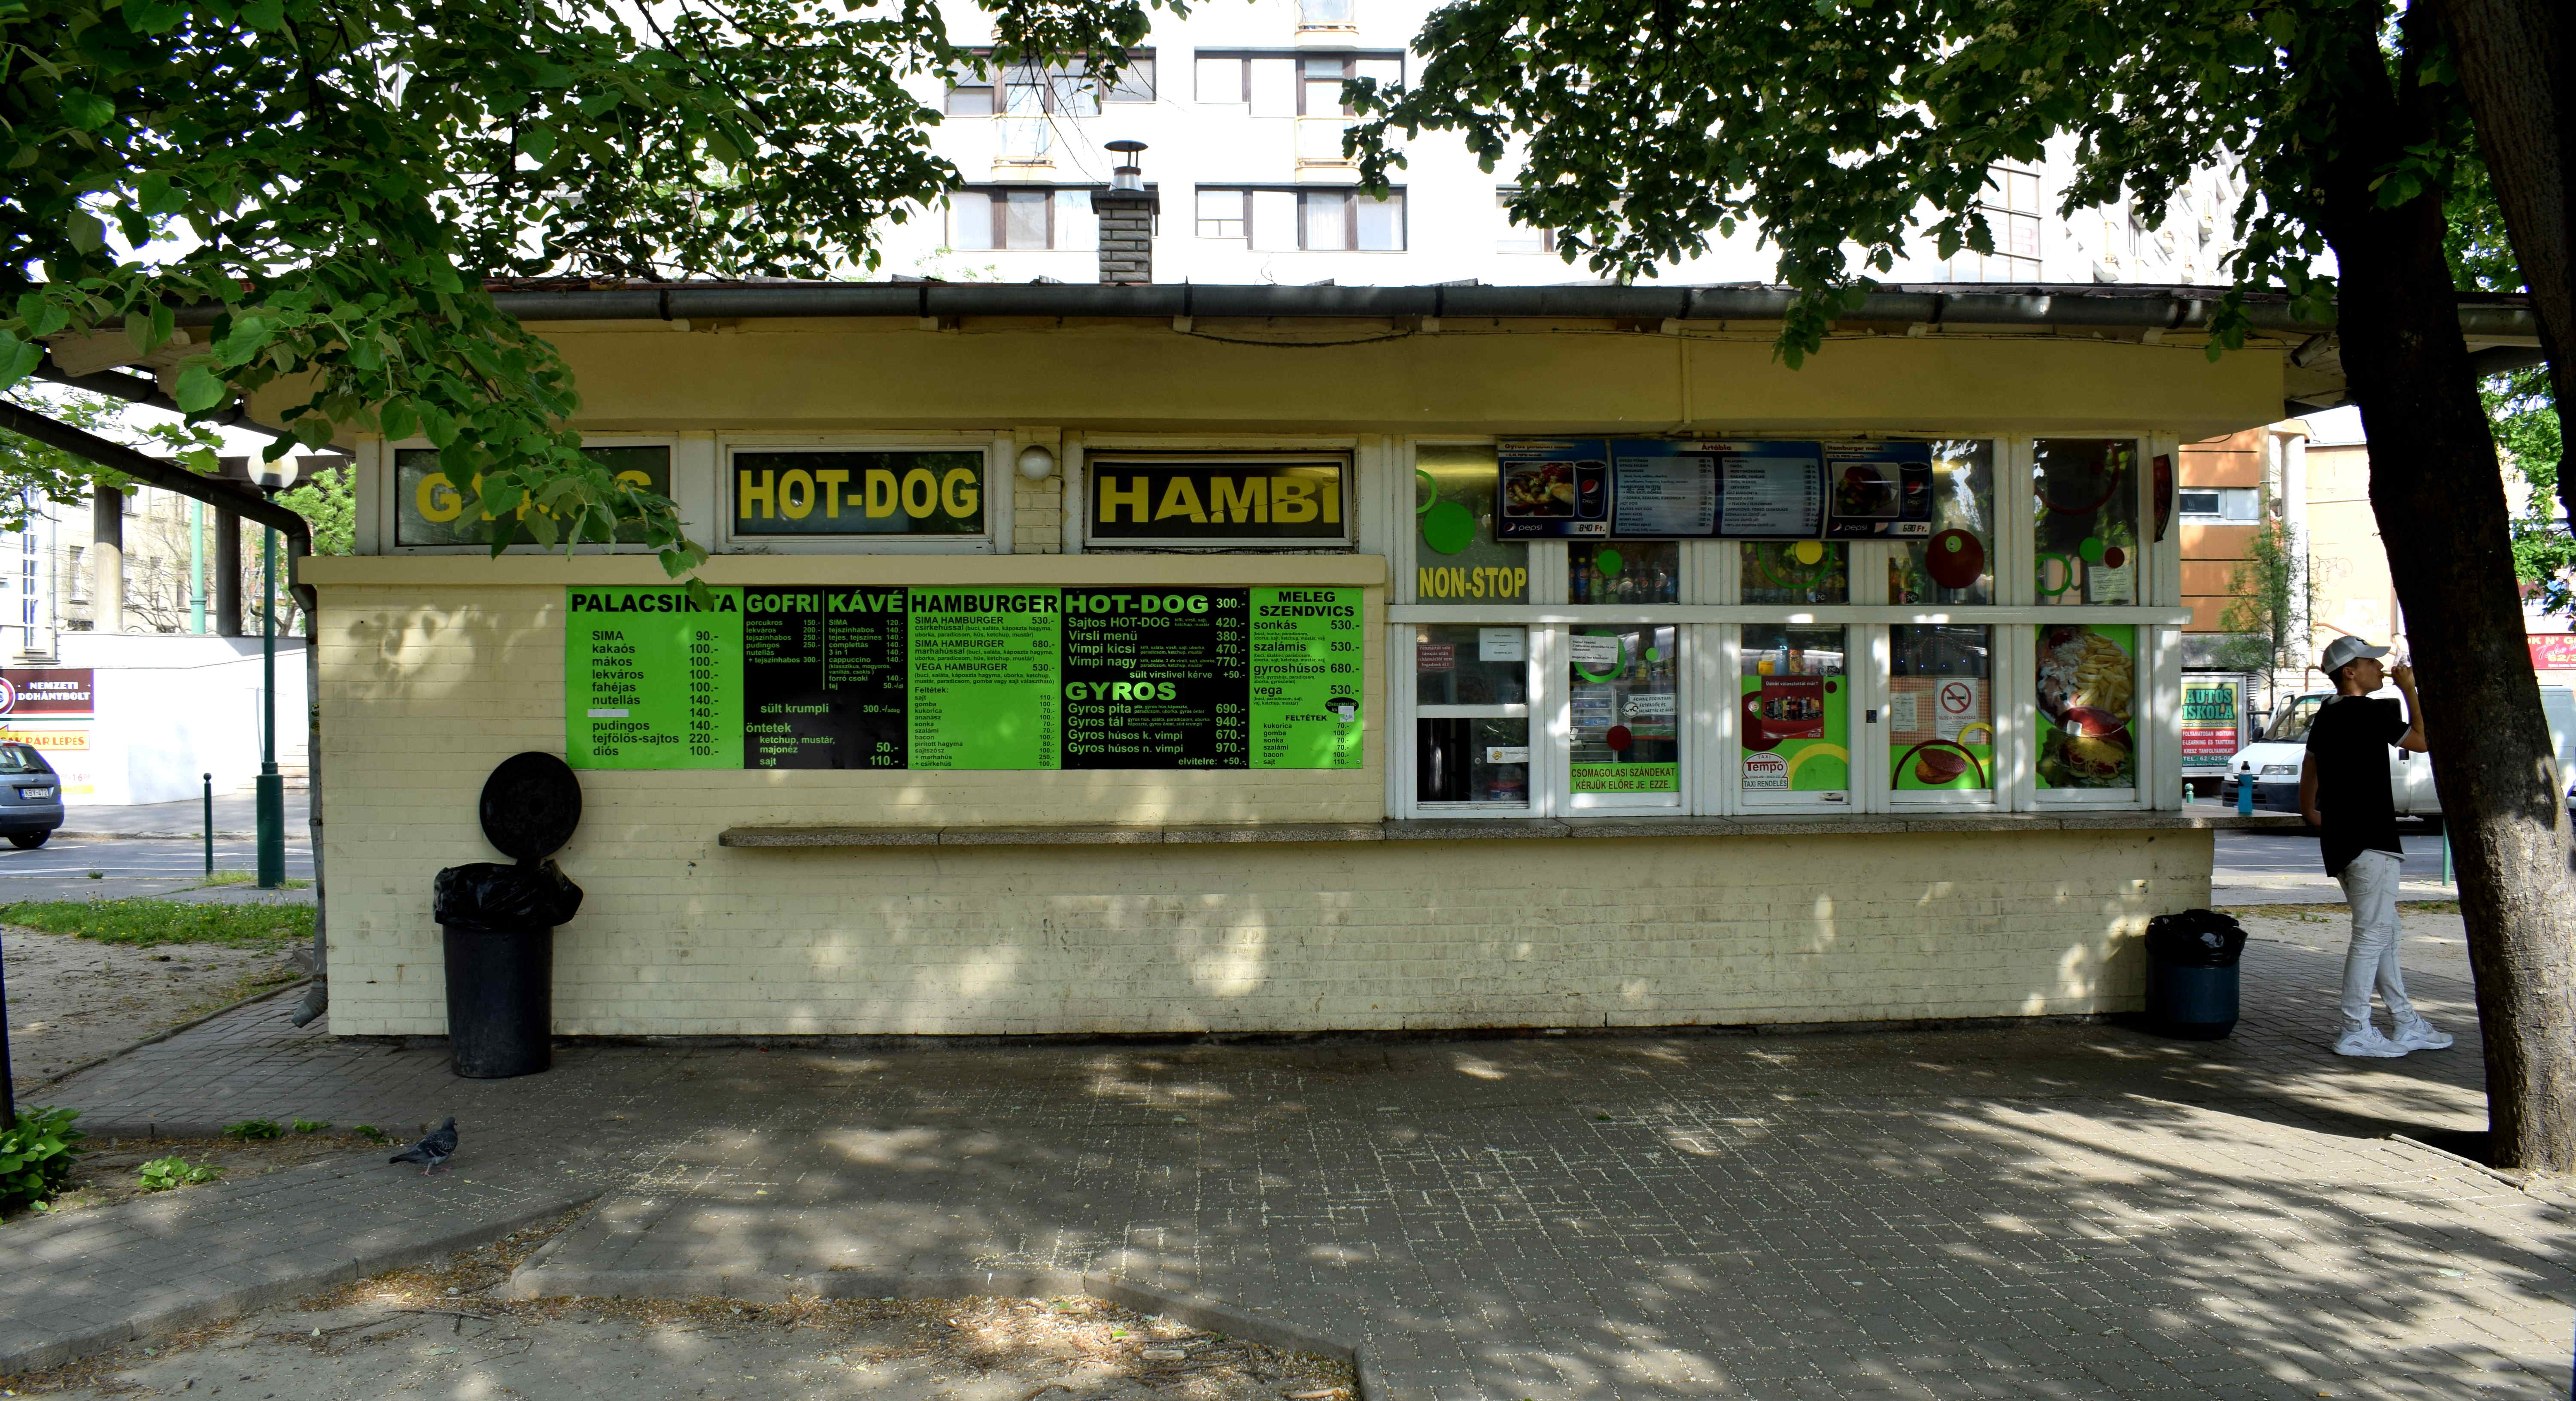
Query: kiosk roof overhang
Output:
[[457, 279, 2534, 428]]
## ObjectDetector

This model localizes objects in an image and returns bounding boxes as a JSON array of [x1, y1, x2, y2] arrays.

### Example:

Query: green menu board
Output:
[[564, 585, 1359, 771], [1249, 587, 1364, 769], [905, 588, 1062, 770], [565, 588, 745, 769]]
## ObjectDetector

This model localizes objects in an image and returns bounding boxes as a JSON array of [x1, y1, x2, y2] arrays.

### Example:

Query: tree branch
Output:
[[36, 360, 302, 446], [0, 399, 313, 540]]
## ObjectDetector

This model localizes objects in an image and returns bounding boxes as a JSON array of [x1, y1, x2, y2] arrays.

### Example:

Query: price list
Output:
[[741, 588, 908, 769], [564, 587, 744, 770], [905, 588, 1062, 770], [1061, 589, 1249, 768], [1249, 587, 1364, 769]]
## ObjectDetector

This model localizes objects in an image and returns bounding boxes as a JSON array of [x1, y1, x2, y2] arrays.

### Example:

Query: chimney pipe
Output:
[[1091, 139, 1157, 286]]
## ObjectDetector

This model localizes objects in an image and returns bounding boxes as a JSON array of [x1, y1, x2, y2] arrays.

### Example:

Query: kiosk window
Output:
[[2033, 439, 2140, 605], [1892, 441, 1996, 605], [1739, 624, 1849, 801], [1742, 541, 1848, 604], [1415, 625, 1528, 806], [1568, 625, 1680, 801], [1413, 445, 1527, 601], [1569, 541, 1677, 604], [1889, 625, 1995, 795]]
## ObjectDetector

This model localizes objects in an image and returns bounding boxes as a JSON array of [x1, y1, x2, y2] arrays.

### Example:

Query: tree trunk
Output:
[[2318, 24, 2576, 1173], [2438, 0, 2572, 518]]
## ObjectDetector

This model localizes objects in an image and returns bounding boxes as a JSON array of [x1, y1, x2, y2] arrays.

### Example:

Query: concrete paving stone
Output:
[[14, 940, 2569, 1399]]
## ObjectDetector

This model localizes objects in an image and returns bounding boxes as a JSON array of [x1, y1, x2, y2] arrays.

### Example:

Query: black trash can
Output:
[[2144, 908, 2247, 1040], [433, 860, 582, 1078]]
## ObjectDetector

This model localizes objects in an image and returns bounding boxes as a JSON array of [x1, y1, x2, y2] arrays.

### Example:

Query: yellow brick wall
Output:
[[328, 824, 2207, 1036], [313, 559, 2208, 1037]]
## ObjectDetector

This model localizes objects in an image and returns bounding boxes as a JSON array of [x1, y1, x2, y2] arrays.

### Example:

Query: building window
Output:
[[1193, 187, 1403, 250], [950, 188, 1102, 250], [1890, 440, 1997, 605], [2177, 487, 2260, 523], [1496, 190, 1554, 254], [1299, 0, 1355, 28], [1941, 164, 2042, 283], [946, 53, 1152, 116], [1195, 189, 1247, 241], [1194, 52, 1398, 115]]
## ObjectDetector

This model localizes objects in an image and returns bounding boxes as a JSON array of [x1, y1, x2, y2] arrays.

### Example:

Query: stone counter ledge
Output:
[[719, 811, 2301, 848]]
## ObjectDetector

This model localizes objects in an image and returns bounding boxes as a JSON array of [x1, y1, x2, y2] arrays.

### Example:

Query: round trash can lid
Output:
[[479, 752, 582, 861]]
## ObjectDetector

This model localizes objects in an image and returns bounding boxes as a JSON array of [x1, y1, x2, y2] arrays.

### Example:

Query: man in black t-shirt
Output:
[[2299, 635, 2451, 1058]]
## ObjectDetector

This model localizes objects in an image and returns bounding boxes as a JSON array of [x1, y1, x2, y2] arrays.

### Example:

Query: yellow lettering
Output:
[[1099, 475, 1149, 524], [738, 469, 775, 521], [1512, 567, 1528, 598], [614, 470, 652, 490], [779, 469, 816, 520], [1272, 478, 1319, 524], [1211, 477, 1266, 524], [865, 470, 899, 518], [1321, 478, 1340, 524], [900, 467, 938, 519], [1155, 476, 1208, 523], [940, 467, 979, 519], [418, 472, 463, 523], [814, 469, 850, 518]]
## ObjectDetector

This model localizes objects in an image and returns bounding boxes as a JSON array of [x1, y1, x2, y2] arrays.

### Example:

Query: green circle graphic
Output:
[[2078, 535, 2107, 564], [1595, 548, 1624, 577], [1421, 502, 1477, 555]]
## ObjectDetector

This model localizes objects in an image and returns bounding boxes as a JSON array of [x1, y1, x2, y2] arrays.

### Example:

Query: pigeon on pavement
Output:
[[389, 1118, 458, 1175]]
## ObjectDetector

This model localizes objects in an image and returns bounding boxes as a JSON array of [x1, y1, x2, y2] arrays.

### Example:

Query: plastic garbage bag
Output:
[[432, 860, 583, 933], [2145, 908, 2247, 967]]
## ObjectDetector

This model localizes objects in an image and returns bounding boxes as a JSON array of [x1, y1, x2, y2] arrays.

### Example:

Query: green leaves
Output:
[[171, 364, 229, 413]]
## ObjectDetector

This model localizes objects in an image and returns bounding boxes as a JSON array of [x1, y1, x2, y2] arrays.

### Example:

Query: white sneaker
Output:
[[2335, 1025, 2411, 1058], [2393, 1019, 2455, 1051]]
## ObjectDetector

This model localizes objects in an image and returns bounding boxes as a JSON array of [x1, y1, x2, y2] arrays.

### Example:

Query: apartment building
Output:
[[884, 0, 2248, 289]]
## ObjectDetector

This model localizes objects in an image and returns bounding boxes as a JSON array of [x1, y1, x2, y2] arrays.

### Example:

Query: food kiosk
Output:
[[301, 281, 2303, 1037]]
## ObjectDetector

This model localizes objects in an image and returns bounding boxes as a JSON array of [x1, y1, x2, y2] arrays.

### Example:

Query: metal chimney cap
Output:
[[1106, 139, 1148, 155]]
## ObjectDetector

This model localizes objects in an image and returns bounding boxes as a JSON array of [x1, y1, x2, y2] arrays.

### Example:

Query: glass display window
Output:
[[1741, 540, 1848, 604], [1568, 625, 1680, 804], [1413, 445, 1528, 602], [2034, 623, 2139, 793], [1889, 625, 1995, 797], [1414, 625, 1530, 807], [1890, 441, 1996, 605], [1568, 541, 1678, 604], [2032, 439, 2141, 605], [1739, 624, 1850, 804]]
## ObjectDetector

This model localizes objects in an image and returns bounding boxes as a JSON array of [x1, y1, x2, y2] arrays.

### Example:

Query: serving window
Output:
[[1390, 435, 2169, 819]]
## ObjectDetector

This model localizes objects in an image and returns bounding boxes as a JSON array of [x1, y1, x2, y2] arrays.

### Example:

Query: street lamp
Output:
[[247, 456, 300, 889]]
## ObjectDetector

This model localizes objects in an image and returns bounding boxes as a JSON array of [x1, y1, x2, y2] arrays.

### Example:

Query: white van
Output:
[[2220, 685, 2576, 824]]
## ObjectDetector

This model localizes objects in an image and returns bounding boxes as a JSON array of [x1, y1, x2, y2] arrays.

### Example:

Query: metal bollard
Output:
[[202, 771, 214, 876]]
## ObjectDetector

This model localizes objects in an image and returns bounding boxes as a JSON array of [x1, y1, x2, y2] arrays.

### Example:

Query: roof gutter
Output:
[[419, 282, 2538, 340]]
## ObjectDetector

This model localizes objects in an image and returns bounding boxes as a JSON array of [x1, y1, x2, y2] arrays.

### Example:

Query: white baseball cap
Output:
[[2320, 636, 2391, 673]]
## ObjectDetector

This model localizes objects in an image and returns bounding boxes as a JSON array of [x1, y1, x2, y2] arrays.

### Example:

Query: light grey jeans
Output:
[[2335, 848, 2419, 1033]]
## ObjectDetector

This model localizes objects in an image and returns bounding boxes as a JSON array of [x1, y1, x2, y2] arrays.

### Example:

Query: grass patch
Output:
[[0, 898, 313, 949], [2401, 899, 2461, 913], [194, 871, 313, 889]]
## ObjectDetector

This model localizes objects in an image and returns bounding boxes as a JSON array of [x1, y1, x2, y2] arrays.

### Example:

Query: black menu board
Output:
[[1061, 588, 1250, 767], [740, 587, 909, 769]]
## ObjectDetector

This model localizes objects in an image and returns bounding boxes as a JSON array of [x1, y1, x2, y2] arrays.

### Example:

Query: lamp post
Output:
[[247, 457, 300, 889]]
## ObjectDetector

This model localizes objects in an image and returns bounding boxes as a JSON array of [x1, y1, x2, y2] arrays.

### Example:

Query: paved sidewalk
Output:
[[11, 937, 2566, 1400]]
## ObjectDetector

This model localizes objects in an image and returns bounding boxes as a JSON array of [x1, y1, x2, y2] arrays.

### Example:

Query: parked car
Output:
[[2219, 685, 2576, 827], [0, 741, 63, 847]]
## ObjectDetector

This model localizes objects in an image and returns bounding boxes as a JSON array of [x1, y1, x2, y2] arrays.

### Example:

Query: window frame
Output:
[[949, 186, 1103, 251], [947, 50, 1153, 113]]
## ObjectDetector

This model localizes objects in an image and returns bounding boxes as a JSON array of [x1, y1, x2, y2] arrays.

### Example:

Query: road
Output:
[[2213, 825, 2451, 886], [0, 837, 315, 903]]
